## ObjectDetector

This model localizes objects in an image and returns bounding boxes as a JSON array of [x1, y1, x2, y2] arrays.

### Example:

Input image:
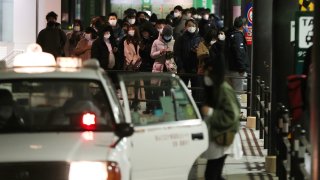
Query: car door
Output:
[[118, 73, 208, 180]]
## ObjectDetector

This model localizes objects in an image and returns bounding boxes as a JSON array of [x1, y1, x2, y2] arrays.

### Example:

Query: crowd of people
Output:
[[36, 6, 250, 180]]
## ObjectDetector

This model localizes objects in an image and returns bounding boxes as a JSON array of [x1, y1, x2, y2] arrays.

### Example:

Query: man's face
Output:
[[47, 17, 56, 23], [109, 16, 117, 21]]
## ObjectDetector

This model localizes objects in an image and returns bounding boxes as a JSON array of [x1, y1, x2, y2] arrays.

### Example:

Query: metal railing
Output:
[[108, 70, 252, 115], [275, 103, 311, 180], [255, 76, 271, 150]]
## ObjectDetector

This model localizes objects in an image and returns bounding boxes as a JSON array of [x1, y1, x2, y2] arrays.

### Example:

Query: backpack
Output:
[[287, 74, 307, 122]]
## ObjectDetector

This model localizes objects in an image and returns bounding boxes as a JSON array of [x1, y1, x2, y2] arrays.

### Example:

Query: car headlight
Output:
[[69, 161, 121, 180]]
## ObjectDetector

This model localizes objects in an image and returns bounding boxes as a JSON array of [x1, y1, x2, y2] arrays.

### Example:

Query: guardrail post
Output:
[[255, 76, 261, 131], [260, 81, 265, 141]]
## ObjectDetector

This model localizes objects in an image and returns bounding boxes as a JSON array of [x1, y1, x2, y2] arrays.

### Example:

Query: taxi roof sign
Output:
[[13, 44, 56, 68]]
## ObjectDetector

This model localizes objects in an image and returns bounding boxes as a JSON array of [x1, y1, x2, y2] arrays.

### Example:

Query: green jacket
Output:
[[205, 81, 240, 141]]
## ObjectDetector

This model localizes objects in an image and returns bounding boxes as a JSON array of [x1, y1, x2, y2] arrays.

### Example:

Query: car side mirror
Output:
[[115, 122, 134, 138], [111, 123, 134, 147]]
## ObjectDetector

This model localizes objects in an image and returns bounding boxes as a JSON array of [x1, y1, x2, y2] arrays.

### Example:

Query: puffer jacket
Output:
[[150, 35, 175, 72]]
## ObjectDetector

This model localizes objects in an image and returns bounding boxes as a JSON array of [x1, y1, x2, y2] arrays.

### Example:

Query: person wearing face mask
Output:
[[226, 16, 249, 103], [155, 19, 166, 36], [149, 25, 176, 112], [64, 19, 84, 57], [91, 25, 117, 71], [174, 19, 201, 103], [37, 11, 67, 58], [107, 12, 125, 70], [196, 28, 219, 76], [201, 46, 240, 180], [107, 13, 125, 46], [151, 25, 176, 73], [172, 5, 190, 39], [123, 25, 141, 71], [74, 27, 97, 61], [198, 9, 217, 38], [0, 89, 25, 130]]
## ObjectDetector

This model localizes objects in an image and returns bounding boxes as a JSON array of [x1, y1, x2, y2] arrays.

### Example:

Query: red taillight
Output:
[[81, 113, 96, 129], [107, 162, 121, 180]]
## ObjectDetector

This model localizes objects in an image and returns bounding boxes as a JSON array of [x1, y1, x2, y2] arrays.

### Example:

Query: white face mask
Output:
[[210, 40, 216, 45], [84, 33, 91, 41], [174, 12, 181, 18], [218, 34, 226, 41], [109, 19, 117, 26], [203, 14, 209, 20], [128, 18, 136, 25], [157, 28, 163, 33], [74, 26, 80, 32], [128, 30, 135, 36], [204, 76, 213, 86], [104, 34, 110, 40], [163, 35, 172, 41], [187, 27, 196, 33]]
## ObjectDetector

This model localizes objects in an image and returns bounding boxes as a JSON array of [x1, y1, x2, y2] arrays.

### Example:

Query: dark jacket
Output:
[[227, 29, 249, 73], [36, 26, 67, 58], [139, 37, 156, 72], [174, 31, 201, 73], [91, 37, 116, 71]]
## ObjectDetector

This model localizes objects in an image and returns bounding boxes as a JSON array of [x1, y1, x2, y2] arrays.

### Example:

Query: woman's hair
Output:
[[126, 25, 140, 46], [203, 28, 218, 45], [85, 27, 97, 39]]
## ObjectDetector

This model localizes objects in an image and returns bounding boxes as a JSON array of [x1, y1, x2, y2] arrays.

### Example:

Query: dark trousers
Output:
[[205, 155, 227, 180]]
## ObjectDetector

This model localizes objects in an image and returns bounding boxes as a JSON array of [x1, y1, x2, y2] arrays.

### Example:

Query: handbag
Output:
[[214, 130, 236, 146], [125, 59, 141, 71], [165, 58, 177, 73]]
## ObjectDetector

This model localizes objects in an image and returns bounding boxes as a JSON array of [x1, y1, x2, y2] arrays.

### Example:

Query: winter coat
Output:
[[173, 15, 189, 39], [36, 26, 67, 58], [91, 37, 116, 70], [124, 40, 141, 67], [227, 29, 249, 73], [174, 31, 201, 73], [64, 31, 83, 57], [205, 81, 240, 141], [150, 35, 175, 72], [74, 38, 93, 61], [139, 37, 156, 72]]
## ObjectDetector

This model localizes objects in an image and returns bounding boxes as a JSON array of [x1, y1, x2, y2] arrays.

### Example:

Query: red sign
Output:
[[245, 26, 252, 45]]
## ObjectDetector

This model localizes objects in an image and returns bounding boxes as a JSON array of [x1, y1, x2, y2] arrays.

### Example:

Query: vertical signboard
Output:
[[295, 12, 313, 74], [245, 2, 253, 45], [142, 0, 152, 11]]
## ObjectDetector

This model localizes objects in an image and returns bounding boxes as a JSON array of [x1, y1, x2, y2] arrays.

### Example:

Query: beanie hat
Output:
[[0, 89, 13, 106], [162, 25, 173, 36]]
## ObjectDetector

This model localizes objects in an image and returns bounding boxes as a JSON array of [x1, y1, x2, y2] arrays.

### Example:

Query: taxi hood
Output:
[[0, 132, 117, 162]]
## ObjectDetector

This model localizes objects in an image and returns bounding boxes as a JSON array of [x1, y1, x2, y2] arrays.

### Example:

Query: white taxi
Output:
[[0, 45, 208, 180]]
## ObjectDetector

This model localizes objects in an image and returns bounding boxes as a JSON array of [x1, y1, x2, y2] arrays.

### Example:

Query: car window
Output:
[[0, 79, 115, 132], [120, 75, 198, 126]]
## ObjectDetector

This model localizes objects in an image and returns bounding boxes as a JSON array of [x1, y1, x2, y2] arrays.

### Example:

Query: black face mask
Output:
[[47, 21, 56, 28]]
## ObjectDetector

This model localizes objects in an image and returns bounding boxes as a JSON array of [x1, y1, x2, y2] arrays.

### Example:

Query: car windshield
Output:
[[0, 79, 115, 132]]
